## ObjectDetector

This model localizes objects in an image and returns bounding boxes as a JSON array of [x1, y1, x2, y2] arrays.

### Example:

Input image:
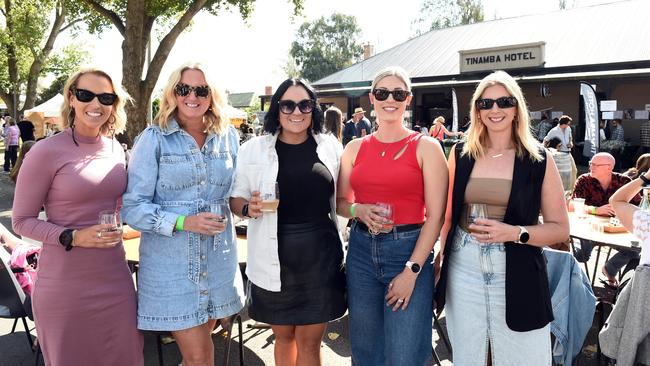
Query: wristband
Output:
[[175, 215, 186, 232], [639, 174, 650, 186], [591, 206, 597, 215], [349, 203, 357, 218]]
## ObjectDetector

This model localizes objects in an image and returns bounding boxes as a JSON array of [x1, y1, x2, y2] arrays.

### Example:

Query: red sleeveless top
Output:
[[349, 132, 425, 225]]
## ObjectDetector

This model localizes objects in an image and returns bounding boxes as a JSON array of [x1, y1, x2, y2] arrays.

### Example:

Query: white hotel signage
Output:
[[459, 42, 546, 73]]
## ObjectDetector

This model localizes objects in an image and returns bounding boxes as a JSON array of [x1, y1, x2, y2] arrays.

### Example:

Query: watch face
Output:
[[411, 263, 421, 273], [520, 231, 530, 243]]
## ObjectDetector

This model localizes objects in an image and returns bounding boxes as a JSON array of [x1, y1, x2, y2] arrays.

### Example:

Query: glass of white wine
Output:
[[260, 182, 280, 213]]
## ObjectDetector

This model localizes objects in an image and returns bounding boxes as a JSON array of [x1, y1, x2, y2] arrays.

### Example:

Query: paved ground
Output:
[[0, 145, 612, 365]]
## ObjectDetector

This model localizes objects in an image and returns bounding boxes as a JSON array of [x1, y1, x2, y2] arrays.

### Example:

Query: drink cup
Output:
[[209, 202, 230, 233], [375, 202, 394, 233], [98, 210, 122, 234], [572, 198, 585, 218], [260, 182, 280, 212]]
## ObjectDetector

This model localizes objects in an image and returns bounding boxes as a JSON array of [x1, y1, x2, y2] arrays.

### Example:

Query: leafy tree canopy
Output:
[[412, 0, 484, 36], [290, 13, 363, 82]]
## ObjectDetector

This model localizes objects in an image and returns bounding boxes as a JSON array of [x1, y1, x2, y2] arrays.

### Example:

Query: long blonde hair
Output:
[[463, 70, 542, 161], [61, 67, 129, 135], [154, 62, 229, 135]]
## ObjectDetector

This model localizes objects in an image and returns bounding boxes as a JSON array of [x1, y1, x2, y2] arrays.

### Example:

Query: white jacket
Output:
[[231, 132, 342, 291]]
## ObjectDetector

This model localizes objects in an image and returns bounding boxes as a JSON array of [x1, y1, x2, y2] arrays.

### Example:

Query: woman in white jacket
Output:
[[230, 78, 346, 366]]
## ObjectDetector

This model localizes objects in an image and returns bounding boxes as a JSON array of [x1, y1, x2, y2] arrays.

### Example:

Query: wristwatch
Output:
[[405, 261, 421, 274], [242, 203, 251, 218], [516, 226, 530, 244], [58, 229, 75, 251]]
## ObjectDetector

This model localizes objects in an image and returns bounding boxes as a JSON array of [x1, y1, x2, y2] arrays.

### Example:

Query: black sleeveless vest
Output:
[[435, 143, 554, 332]]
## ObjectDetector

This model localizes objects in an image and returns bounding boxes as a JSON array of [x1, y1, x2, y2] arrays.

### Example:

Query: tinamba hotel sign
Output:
[[459, 42, 545, 73]]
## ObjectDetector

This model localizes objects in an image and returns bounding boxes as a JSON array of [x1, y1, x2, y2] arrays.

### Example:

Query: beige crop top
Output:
[[459, 177, 512, 231]]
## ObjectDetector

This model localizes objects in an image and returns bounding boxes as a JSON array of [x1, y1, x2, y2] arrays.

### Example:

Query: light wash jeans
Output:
[[446, 228, 551, 366], [346, 221, 434, 366]]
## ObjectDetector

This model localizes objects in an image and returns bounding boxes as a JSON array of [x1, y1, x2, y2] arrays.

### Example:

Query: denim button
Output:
[[202, 272, 207, 277], [201, 255, 206, 260], [200, 181, 206, 185], [201, 290, 208, 295]]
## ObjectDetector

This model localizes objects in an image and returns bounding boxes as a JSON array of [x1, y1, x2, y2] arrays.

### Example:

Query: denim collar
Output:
[[160, 118, 182, 136]]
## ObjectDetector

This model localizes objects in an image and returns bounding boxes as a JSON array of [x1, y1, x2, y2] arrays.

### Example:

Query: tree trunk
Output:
[[124, 96, 150, 145]]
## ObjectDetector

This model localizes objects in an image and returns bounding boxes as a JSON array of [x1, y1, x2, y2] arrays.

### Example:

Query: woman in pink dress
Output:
[[12, 68, 143, 365]]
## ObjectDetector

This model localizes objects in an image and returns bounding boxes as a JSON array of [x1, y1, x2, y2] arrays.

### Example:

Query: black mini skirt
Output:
[[248, 218, 347, 325]]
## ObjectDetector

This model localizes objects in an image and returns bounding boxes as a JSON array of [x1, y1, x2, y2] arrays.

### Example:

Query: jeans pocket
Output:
[[450, 229, 468, 253]]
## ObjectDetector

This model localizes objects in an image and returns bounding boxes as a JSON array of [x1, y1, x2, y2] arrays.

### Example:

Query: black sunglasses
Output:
[[278, 99, 315, 114], [372, 88, 411, 102], [475, 96, 518, 110], [174, 83, 210, 98], [73, 88, 118, 106]]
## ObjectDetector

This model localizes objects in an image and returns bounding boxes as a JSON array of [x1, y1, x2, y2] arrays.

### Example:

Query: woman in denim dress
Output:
[[122, 63, 244, 366]]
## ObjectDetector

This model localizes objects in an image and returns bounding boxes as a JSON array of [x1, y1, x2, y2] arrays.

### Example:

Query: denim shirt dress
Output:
[[122, 118, 244, 331]]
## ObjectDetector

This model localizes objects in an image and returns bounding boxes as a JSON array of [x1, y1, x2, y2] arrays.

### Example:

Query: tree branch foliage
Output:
[[0, 0, 87, 114], [412, 0, 484, 36], [78, 0, 303, 143], [290, 13, 363, 82]]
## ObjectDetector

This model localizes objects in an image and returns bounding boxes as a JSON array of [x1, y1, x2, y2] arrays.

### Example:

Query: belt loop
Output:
[[392, 226, 398, 240]]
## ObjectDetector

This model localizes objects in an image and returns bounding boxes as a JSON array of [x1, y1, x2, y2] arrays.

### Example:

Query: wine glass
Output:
[[98, 210, 123, 234], [209, 202, 230, 234], [467, 203, 488, 225], [260, 182, 280, 212], [375, 202, 394, 233]]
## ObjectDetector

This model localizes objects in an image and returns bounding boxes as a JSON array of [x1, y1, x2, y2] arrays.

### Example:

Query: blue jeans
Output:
[[346, 222, 434, 366], [446, 228, 551, 366]]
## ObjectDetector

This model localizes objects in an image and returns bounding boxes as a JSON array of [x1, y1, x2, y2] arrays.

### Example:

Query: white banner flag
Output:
[[581, 82, 599, 158], [452, 88, 458, 132]]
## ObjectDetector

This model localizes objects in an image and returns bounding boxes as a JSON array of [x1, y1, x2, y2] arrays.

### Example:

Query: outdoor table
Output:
[[568, 211, 641, 286], [123, 228, 248, 264]]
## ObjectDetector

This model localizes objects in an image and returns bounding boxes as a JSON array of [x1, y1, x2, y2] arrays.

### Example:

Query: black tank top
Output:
[[275, 135, 333, 223]]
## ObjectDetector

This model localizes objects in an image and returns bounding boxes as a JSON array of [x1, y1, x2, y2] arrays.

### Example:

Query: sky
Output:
[[65, 0, 624, 97]]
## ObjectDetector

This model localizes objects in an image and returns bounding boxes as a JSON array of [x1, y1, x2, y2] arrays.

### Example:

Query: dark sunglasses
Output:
[[475, 96, 518, 110], [278, 99, 315, 114], [174, 83, 210, 98], [73, 88, 118, 106], [372, 88, 411, 102]]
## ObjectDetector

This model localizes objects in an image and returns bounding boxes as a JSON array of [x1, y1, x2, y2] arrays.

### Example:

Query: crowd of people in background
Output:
[[1, 62, 649, 366]]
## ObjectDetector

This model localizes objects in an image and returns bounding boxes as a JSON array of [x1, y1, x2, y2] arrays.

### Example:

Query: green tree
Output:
[[411, 0, 484, 36], [559, 0, 576, 10], [36, 75, 68, 105], [79, 0, 304, 144], [0, 0, 85, 117], [290, 13, 363, 82]]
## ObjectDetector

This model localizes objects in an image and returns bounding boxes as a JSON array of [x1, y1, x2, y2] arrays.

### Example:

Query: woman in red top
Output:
[[337, 66, 448, 365], [429, 116, 464, 141]]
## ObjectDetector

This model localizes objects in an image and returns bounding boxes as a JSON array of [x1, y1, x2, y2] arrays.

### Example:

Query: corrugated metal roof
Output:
[[227, 92, 255, 108], [314, 0, 650, 86]]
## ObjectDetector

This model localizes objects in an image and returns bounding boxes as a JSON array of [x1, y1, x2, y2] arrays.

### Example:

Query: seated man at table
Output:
[[572, 152, 641, 286]]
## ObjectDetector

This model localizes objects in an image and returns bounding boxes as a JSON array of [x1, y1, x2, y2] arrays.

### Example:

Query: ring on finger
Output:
[[397, 298, 404, 304], [487, 233, 491, 240], [97, 231, 102, 239]]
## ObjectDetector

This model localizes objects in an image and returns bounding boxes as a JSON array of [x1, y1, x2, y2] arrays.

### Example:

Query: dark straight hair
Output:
[[263, 78, 324, 135]]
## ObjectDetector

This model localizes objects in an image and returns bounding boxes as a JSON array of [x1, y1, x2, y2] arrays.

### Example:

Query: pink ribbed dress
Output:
[[12, 129, 143, 366]]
